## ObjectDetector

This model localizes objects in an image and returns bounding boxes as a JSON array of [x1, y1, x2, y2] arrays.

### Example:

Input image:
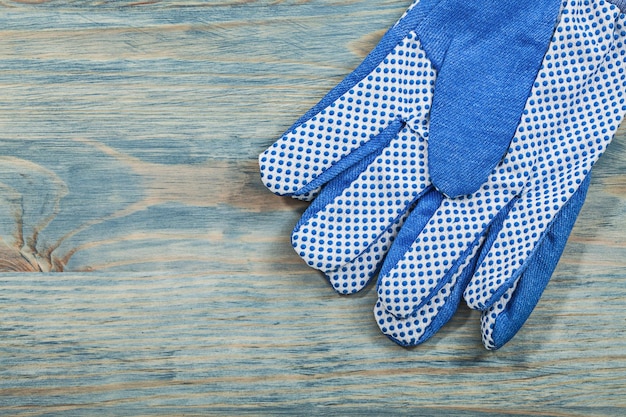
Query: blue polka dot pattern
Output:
[[376, 0, 626, 347], [260, 31, 436, 293], [291, 124, 431, 272], [258, 31, 435, 197], [376, 238, 484, 346], [466, 0, 626, 309], [259, 0, 626, 349], [480, 282, 518, 350], [326, 213, 408, 294]]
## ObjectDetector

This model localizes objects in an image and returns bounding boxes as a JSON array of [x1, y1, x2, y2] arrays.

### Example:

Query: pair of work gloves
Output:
[[259, 0, 626, 349]]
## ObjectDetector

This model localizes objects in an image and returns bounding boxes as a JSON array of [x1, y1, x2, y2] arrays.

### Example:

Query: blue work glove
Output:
[[376, 0, 626, 349], [259, 0, 562, 293]]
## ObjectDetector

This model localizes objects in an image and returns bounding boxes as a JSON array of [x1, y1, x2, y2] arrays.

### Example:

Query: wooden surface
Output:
[[1, 1, 625, 415]]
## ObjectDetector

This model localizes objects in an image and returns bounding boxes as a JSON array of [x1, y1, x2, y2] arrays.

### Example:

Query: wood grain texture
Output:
[[0, 1, 625, 415]]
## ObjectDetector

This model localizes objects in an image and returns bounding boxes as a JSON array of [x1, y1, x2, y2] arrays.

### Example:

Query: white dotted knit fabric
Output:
[[291, 124, 431, 272], [465, 0, 626, 310], [480, 280, 519, 349], [376, 237, 484, 346], [326, 213, 408, 294], [259, 31, 435, 198], [260, 31, 437, 293], [378, 0, 626, 321]]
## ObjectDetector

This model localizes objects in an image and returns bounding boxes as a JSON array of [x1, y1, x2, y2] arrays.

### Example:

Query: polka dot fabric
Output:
[[466, 0, 626, 308], [480, 280, 518, 350], [291, 123, 431, 274], [326, 212, 408, 294], [258, 31, 435, 198], [258, 0, 568, 299], [376, 0, 626, 347], [263, 31, 437, 293], [376, 237, 485, 346], [258, 0, 626, 350]]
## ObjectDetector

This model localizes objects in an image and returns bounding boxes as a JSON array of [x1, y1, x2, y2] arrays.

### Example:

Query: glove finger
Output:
[[259, 30, 436, 197], [463, 185, 580, 311], [376, 187, 511, 319], [377, 173, 586, 348], [326, 211, 408, 294], [420, 0, 561, 197], [267, 0, 436, 203], [375, 234, 484, 347], [292, 121, 431, 274], [478, 175, 591, 350]]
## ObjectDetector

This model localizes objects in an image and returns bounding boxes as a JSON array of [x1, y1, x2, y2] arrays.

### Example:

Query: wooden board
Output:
[[1, 1, 625, 415]]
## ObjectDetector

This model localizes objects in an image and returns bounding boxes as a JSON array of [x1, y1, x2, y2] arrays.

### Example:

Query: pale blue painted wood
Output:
[[1, 271, 625, 415], [0, 1, 625, 415]]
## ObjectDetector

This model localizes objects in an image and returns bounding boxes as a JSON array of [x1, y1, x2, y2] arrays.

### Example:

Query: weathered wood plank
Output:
[[1, 270, 625, 415], [0, 1, 625, 415], [0, 0, 405, 272]]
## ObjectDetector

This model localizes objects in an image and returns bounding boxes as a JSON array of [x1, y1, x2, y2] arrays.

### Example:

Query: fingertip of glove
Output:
[[258, 148, 289, 196], [481, 311, 518, 351], [258, 146, 310, 197], [427, 140, 506, 198]]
